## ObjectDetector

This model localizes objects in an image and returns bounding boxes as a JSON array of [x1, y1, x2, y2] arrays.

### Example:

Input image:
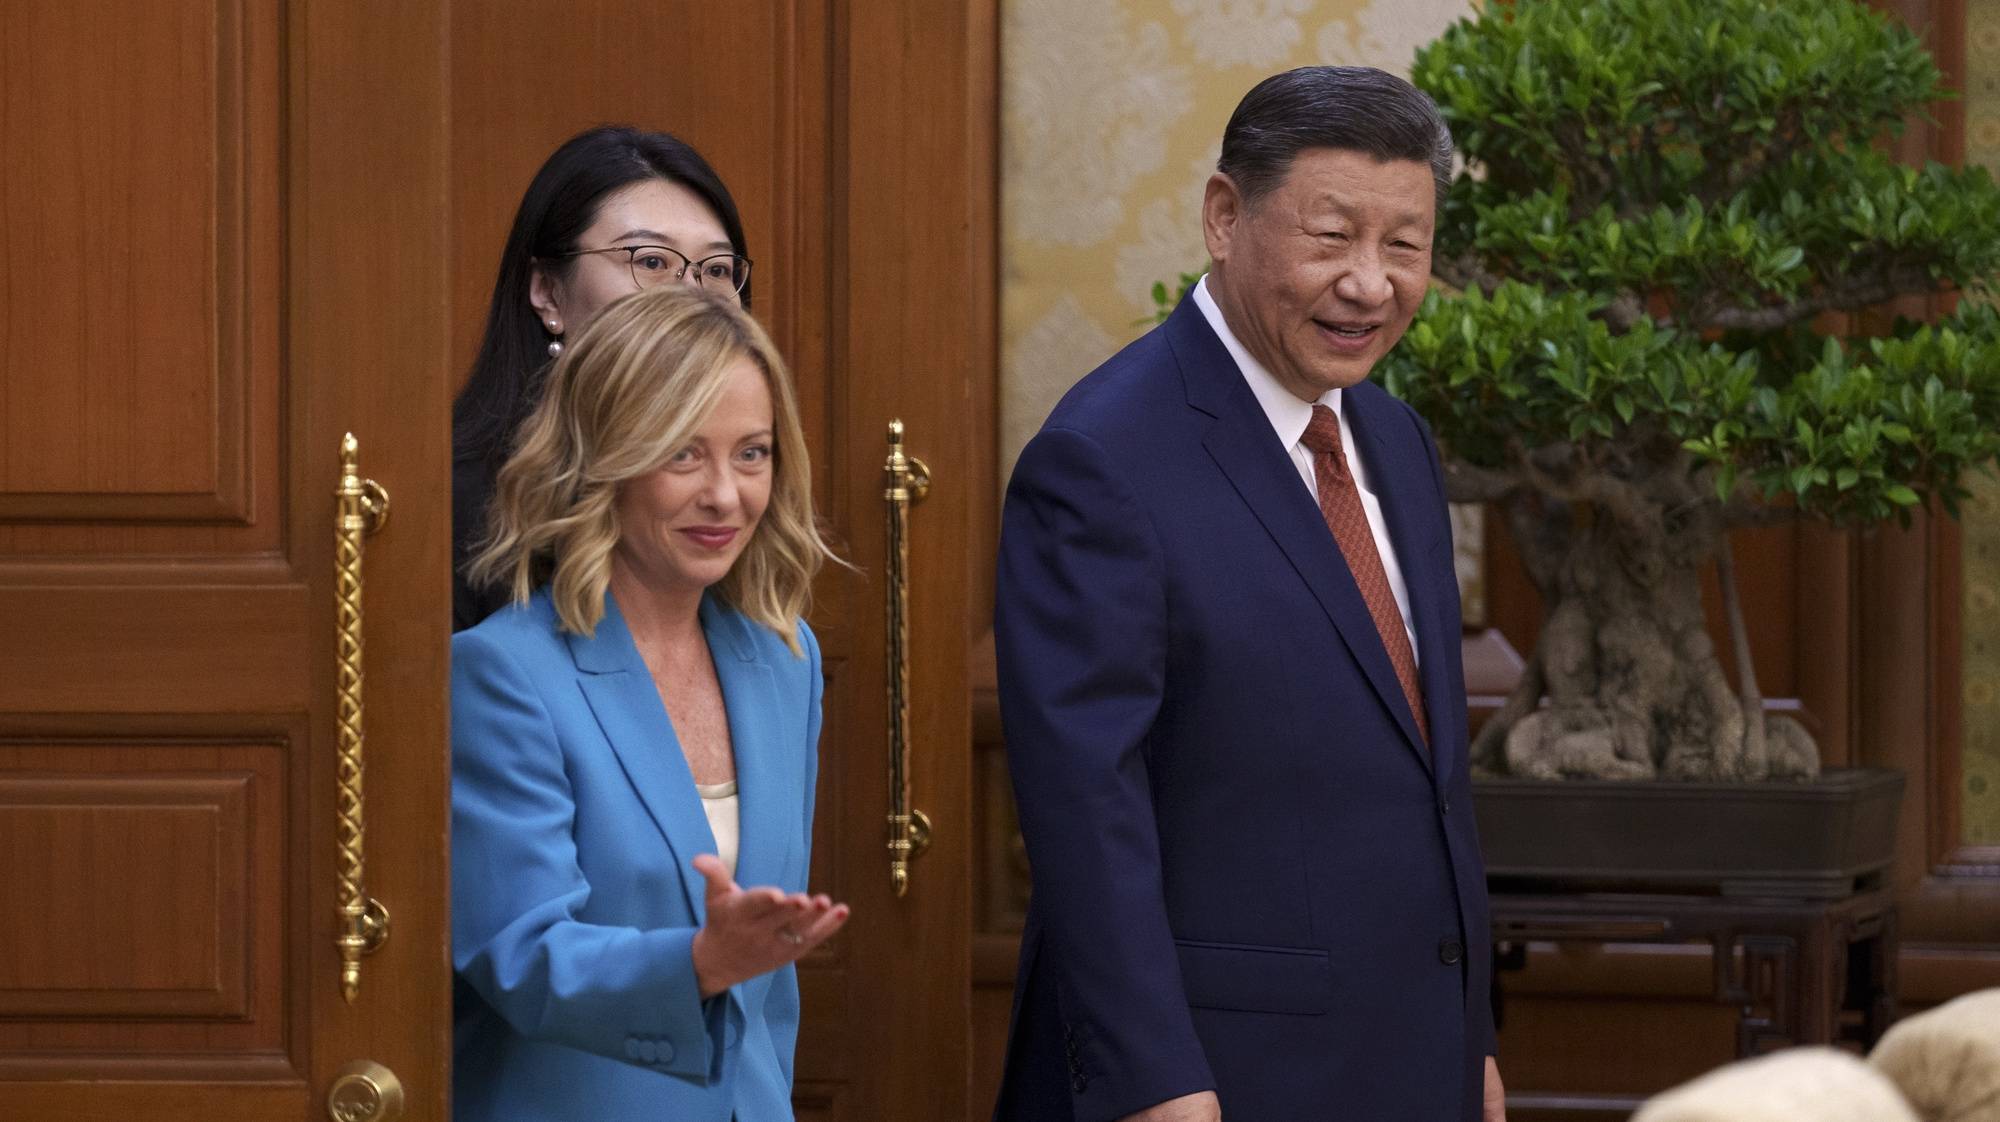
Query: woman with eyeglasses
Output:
[[454, 125, 757, 632]]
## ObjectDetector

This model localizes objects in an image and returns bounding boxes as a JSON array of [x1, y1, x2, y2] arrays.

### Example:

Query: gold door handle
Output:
[[334, 434, 391, 1001], [883, 421, 933, 897]]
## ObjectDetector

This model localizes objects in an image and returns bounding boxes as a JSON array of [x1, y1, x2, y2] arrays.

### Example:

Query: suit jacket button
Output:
[[1071, 1074, 1089, 1093], [1439, 937, 1465, 965], [624, 1038, 642, 1060], [1439, 798, 1452, 815]]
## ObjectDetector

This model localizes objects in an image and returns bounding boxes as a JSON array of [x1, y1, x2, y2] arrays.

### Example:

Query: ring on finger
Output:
[[779, 928, 805, 946]]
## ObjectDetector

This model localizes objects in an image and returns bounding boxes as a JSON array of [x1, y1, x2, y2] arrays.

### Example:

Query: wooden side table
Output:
[[1490, 887, 1898, 1055]]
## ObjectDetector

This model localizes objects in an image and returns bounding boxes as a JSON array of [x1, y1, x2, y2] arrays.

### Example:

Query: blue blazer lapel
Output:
[[569, 594, 718, 921], [1346, 384, 1456, 781], [698, 595, 788, 893], [1164, 300, 1431, 770]]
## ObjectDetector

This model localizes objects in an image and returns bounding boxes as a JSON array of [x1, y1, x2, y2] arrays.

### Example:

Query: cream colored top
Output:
[[696, 780, 741, 879]]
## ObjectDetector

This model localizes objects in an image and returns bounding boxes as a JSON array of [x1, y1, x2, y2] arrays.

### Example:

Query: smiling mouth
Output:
[[680, 527, 740, 550], [1319, 321, 1378, 338]]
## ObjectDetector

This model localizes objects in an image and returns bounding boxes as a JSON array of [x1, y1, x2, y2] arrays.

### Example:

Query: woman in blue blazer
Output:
[[452, 285, 847, 1122]]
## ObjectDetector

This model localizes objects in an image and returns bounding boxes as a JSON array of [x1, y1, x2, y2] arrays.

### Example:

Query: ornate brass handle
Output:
[[883, 420, 933, 897], [334, 434, 391, 1002]]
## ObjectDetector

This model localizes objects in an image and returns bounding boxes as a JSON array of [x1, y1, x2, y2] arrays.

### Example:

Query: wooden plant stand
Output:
[[1490, 885, 1899, 1056]]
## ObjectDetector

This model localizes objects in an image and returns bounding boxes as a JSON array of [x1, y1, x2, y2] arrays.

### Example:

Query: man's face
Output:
[[1203, 148, 1434, 402]]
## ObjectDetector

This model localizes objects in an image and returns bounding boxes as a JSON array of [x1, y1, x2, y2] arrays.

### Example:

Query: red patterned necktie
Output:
[[1300, 404, 1429, 747]]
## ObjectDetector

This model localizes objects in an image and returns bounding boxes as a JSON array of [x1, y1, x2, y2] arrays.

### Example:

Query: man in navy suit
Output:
[[994, 67, 1503, 1122]]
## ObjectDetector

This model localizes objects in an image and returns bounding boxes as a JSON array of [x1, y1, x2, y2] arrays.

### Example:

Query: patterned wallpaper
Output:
[[1963, 0, 2000, 848], [998, 0, 1477, 480]]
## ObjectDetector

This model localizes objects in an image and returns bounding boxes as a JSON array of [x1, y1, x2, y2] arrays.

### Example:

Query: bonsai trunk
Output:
[[1491, 495, 1819, 781]]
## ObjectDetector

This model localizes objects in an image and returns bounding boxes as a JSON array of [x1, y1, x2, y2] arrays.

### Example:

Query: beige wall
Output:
[[998, 0, 1478, 480]]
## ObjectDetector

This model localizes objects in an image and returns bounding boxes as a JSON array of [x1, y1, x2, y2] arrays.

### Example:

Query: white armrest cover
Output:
[[1869, 988, 2000, 1122], [1634, 1047, 1918, 1122]]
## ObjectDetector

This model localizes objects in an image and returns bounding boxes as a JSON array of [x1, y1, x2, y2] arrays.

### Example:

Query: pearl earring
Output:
[[547, 339, 564, 358]]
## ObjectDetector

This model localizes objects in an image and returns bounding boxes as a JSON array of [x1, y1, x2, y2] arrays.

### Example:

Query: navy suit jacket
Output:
[[451, 589, 821, 1122], [993, 297, 1495, 1122]]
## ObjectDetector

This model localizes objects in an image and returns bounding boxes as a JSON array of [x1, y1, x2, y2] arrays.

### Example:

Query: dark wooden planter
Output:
[[1472, 767, 1905, 899]]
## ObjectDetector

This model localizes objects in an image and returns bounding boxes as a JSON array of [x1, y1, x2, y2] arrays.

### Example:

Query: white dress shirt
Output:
[[1192, 275, 1419, 663]]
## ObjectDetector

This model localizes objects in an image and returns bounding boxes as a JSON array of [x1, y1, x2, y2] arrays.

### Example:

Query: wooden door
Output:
[[447, 2, 991, 1119], [0, 2, 453, 1120]]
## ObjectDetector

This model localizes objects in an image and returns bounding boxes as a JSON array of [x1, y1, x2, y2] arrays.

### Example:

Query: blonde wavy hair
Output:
[[467, 285, 832, 652]]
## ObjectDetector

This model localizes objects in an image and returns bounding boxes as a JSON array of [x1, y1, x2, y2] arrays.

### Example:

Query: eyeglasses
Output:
[[551, 245, 752, 295]]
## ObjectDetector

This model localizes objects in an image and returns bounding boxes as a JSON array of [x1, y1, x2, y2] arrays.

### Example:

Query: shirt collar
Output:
[[1191, 274, 1341, 449]]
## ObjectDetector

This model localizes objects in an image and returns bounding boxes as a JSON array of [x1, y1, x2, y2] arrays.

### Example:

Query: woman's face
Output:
[[610, 354, 775, 600], [531, 178, 736, 342]]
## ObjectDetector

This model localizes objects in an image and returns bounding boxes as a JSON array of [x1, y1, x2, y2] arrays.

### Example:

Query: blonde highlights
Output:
[[467, 285, 832, 650]]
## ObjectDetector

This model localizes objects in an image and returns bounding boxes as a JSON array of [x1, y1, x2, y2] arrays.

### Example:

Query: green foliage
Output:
[[1413, 0, 1938, 216], [1380, 283, 1749, 469], [1385, 0, 2000, 525], [1147, 272, 1203, 325], [1377, 289, 2000, 526], [1451, 151, 2000, 312]]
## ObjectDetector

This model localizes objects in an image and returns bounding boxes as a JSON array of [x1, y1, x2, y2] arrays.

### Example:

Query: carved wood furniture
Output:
[[1491, 886, 1900, 1058]]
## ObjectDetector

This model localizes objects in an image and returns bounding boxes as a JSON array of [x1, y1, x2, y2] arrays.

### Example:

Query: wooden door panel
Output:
[[0, 0, 239, 502], [0, 772, 256, 1017], [0, 0, 451, 1117], [0, 741, 285, 1066], [0, 0, 280, 554], [0, 0, 301, 1100], [0, 1084, 309, 1122], [0, 585, 307, 713]]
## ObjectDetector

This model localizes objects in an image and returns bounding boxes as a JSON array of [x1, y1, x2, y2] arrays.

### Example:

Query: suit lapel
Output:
[[1346, 384, 1456, 782], [1165, 301, 1430, 770], [700, 595, 787, 893], [570, 593, 717, 921]]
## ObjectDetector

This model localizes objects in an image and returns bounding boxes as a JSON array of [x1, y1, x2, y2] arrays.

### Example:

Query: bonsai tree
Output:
[[1371, 0, 2000, 780]]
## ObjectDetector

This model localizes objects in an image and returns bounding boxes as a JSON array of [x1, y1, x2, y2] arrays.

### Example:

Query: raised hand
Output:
[[688, 854, 849, 999]]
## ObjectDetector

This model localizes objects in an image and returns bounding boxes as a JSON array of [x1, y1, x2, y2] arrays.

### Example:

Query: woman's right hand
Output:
[[689, 854, 849, 999]]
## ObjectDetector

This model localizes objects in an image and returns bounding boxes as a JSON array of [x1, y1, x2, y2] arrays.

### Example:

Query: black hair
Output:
[[1217, 66, 1453, 208], [452, 125, 750, 464]]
